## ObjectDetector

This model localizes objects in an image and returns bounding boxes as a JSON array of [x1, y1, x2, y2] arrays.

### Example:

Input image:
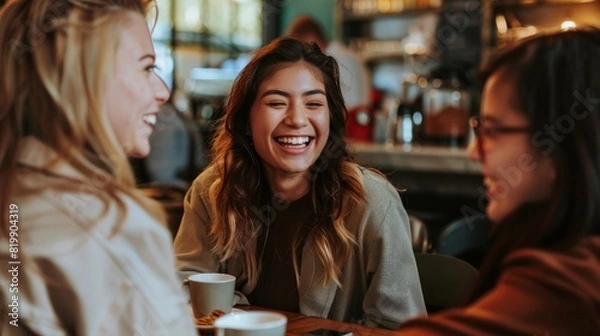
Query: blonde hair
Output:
[[0, 0, 165, 237], [206, 37, 368, 289]]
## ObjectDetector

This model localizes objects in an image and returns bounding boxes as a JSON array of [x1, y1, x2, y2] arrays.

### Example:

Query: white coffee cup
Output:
[[187, 273, 236, 319], [214, 311, 287, 336]]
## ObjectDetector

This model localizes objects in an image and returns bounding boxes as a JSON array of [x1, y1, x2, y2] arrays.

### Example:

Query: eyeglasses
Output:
[[469, 116, 531, 161]]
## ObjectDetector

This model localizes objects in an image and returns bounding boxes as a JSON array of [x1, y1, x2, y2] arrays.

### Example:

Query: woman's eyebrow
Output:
[[260, 89, 289, 98], [302, 89, 326, 97], [481, 115, 504, 125], [260, 89, 326, 98], [138, 54, 156, 62]]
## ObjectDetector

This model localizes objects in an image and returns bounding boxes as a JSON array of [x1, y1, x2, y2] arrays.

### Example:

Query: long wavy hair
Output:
[[208, 37, 367, 289], [0, 0, 165, 238], [471, 28, 600, 300]]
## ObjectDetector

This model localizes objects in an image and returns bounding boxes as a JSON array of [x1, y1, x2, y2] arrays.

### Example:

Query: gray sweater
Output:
[[174, 165, 426, 329]]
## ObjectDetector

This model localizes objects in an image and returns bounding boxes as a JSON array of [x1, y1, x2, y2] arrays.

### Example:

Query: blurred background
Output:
[[134, 0, 599, 248], [4, 0, 597, 253]]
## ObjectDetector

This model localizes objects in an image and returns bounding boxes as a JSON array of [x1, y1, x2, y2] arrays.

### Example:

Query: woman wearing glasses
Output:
[[398, 28, 600, 334]]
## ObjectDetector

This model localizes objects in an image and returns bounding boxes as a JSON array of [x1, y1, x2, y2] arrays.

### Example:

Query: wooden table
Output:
[[232, 306, 400, 336], [286, 316, 402, 335]]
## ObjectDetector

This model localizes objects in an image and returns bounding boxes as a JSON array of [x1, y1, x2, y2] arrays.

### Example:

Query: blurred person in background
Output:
[[174, 36, 425, 329], [287, 15, 371, 112], [0, 0, 196, 334], [398, 28, 600, 335], [142, 100, 206, 189]]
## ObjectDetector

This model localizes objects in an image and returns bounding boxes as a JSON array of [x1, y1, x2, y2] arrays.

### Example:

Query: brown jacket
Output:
[[399, 237, 600, 335]]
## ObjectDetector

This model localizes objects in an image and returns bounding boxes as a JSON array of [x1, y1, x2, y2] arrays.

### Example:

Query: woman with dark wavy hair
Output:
[[174, 36, 425, 329], [399, 28, 600, 335]]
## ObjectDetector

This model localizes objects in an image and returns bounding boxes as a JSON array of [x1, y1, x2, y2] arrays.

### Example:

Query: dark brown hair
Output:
[[206, 36, 366, 288]]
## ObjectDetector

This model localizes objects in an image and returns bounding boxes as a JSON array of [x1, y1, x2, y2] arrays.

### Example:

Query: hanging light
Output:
[[561, 19, 577, 31]]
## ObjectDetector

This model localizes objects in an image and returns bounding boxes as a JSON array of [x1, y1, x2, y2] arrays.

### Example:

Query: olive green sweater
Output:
[[174, 165, 426, 329]]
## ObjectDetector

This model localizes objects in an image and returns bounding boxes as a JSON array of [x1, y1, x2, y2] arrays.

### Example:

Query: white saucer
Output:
[[195, 308, 246, 330]]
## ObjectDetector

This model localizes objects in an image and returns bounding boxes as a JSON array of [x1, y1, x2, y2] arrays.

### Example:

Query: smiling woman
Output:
[[174, 36, 426, 329], [398, 28, 600, 335], [249, 62, 330, 200], [0, 0, 195, 335], [104, 11, 170, 157]]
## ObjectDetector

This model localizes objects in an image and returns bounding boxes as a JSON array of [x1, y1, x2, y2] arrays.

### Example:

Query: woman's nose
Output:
[[467, 136, 481, 162], [284, 103, 308, 127], [154, 75, 171, 104]]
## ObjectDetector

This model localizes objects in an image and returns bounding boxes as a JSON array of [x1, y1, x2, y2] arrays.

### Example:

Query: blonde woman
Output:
[[174, 37, 425, 329], [0, 0, 196, 334]]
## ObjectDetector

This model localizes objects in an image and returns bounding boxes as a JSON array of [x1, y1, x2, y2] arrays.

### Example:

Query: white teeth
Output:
[[276, 136, 310, 145], [142, 114, 156, 126]]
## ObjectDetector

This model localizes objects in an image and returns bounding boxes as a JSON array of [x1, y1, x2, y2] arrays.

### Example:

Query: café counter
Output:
[[348, 142, 483, 198]]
